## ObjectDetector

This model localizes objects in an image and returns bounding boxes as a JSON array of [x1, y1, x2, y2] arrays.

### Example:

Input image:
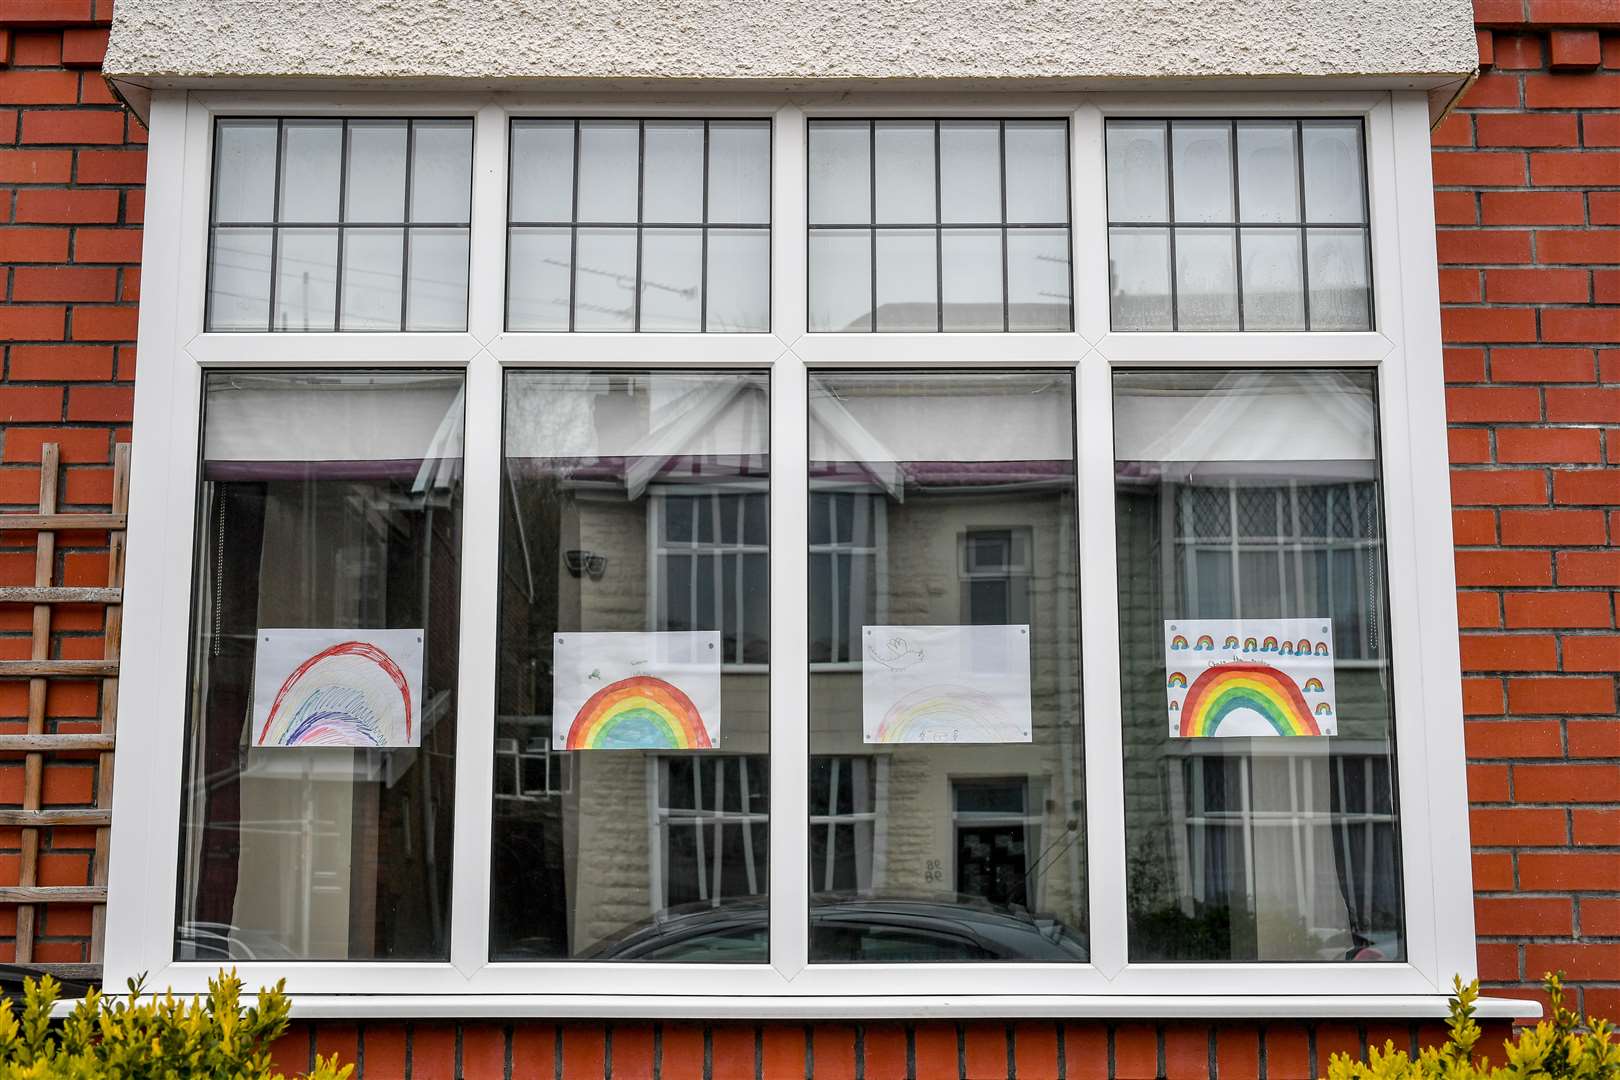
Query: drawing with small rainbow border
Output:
[[1164, 618, 1337, 738], [552, 631, 722, 751]]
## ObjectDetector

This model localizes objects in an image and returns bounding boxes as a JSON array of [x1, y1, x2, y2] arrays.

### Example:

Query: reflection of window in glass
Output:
[[810, 756, 886, 893], [175, 371, 465, 961], [810, 492, 884, 664], [207, 118, 473, 332], [952, 778, 1043, 910], [490, 369, 770, 962], [959, 528, 1032, 626], [507, 119, 771, 332], [808, 119, 1072, 332], [651, 491, 769, 665], [1114, 369, 1404, 963], [1105, 119, 1371, 331]]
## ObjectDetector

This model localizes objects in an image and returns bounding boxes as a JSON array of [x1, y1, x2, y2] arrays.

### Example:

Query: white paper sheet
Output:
[[251, 628, 424, 748], [552, 630, 723, 750], [861, 624, 1033, 745], [1164, 618, 1338, 738]]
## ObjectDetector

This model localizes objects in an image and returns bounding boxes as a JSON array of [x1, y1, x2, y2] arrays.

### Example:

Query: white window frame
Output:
[[105, 87, 1504, 1018]]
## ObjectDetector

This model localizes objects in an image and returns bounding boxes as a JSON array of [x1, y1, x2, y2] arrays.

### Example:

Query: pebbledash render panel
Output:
[[96, 0, 1531, 1019]]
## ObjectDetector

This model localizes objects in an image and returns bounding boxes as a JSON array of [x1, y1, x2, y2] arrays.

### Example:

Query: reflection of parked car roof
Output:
[[564, 893, 1088, 963], [0, 964, 94, 1000], [176, 921, 300, 962]]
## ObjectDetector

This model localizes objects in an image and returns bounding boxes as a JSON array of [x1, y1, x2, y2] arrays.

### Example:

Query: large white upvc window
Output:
[[108, 89, 1504, 1017]]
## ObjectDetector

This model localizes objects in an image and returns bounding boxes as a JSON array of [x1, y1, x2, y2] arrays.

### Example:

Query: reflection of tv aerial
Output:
[[541, 256, 699, 300]]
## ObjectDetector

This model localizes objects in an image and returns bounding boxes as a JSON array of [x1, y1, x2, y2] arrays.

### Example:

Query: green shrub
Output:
[[0, 969, 350, 1079], [1325, 973, 1620, 1079]]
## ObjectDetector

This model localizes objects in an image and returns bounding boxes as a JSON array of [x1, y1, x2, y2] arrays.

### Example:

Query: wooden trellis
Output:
[[0, 442, 128, 980]]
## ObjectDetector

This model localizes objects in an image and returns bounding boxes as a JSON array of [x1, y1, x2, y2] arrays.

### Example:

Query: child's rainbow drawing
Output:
[[871, 685, 1025, 744], [252, 628, 423, 748], [1163, 619, 1337, 738], [1170, 634, 1189, 651], [1194, 634, 1215, 651], [862, 624, 1032, 745], [553, 631, 722, 751]]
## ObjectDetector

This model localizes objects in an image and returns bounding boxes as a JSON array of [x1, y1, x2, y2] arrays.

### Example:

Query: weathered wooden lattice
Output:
[[0, 442, 128, 980]]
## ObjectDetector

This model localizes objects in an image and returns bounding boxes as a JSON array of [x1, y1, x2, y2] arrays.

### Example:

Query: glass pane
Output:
[[1241, 228, 1306, 331], [1106, 120, 1168, 224], [1113, 369, 1402, 964], [941, 228, 1003, 331], [573, 227, 637, 331], [410, 120, 473, 223], [706, 228, 770, 333], [279, 121, 342, 223], [1237, 121, 1299, 224], [640, 227, 703, 331], [576, 120, 640, 224], [874, 121, 936, 225], [1007, 228, 1070, 332], [809, 229, 873, 332], [1302, 121, 1366, 224], [1171, 121, 1233, 224], [274, 228, 338, 332], [493, 370, 770, 961], [1004, 120, 1068, 224], [177, 371, 465, 961], [405, 228, 469, 331], [340, 228, 404, 331], [346, 120, 408, 224], [507, 227, 572, 331], [510, 120, 576, 224], [643, 120, 704, 224], [1307, 229, 1372, 331], [208, 228, 273, 331], [1108, 227, 1172, 331], [1175, 228, 1239, 331], [809, 121, 871, 226], [939, 121, 1001, 224], [213, 120, 278, 223], [808, 371, 1086, 963], [708, 121, 771, 225], [875, 228, 938, 332]]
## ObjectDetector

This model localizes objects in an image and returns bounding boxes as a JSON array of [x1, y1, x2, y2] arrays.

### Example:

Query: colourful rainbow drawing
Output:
[[1194, 634, 1215, 651], [1262, 636, 1279, 652], [1279, 641, 1294, 655], [1169, 700, 1180, 711], [1303, 677, 1325, 693], [1315, 702, 1334, 717], [1243, 637, 1258, 651], [567, 675, 711, 750], [257, 641, 412, 747], [1178, 662, 1322, 738], [873, 685, 1024, 744], [1223, 635, 1240, 650], [1315, 642, 1330, 656], [1170, 635, 1189, 651], [1168, 672, 1188, 688], [1296, 638, 1313, 654]]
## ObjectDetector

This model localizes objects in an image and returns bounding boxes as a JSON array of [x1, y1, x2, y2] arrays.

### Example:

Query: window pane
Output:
[[640, 227, 703, 331], [1007, 228, 1070, 331], [493, 370, 770, 961], [1004, 120, 1068, 224], [874, 120, 935, 225], [410, 120, 474, 223], [1108, 227, 1172, 331], [577, 120, 641, 223], [1303, 121, 1366, 224], [809, 229, 873, 332], [176, 371, 465, 961], [1240, 228, 1306, 331], [875, 228, 937, 332], [808, 371, 1086, 963], [1174, 228, 1239, 331], [941, 228, 1003, 331], [1105, 120, 1167, 224], [346, 120, 408, 224], [809, 120, 871, 225], [1308, 229, 1372, 330], [939, 121, 1001, 224], [1113, 369, 1404, 963], [1171, 121, 1233, 224], [405, 228, 470, 331], [706, 228, 771, 333], [208, 228, 273, 331], [507, 227, 572, 331], [340, 228, 404, 331], [1237, 121, 1299, 224], [643, 120, 705, 224], [279, 120, 342, 223], [510, 120, 576, 223], [708, 121, 771, 225], [573, 226, 638, 331], [213, 119, 278, 223], [274, 227, 338, 332]]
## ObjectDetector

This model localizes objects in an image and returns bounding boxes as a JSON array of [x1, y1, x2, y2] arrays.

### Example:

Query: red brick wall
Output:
[[0, 0, 1612, 1076], [1437, 2, 1620, 1026], [0, 0, 133, 968]]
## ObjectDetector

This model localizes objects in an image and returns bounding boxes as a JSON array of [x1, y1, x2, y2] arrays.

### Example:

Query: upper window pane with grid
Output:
[[1105, 119, 1371, 332], [207, 118, 473, 333], [807, 120, 1072, 333], [507, 119, 771, 333]]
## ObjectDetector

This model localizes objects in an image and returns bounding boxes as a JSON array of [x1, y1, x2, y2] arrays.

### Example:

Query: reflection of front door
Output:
[[953, 778, 1035, 910]]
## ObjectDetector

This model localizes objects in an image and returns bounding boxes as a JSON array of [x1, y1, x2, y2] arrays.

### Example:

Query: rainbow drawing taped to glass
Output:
[[251, 627, 424, 748], [861, 624, 1032, 744], [552, 630, 722, 750], [1162, 618, 1337, 738]]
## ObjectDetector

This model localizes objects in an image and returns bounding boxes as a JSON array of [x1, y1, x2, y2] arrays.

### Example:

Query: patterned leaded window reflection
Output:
[[506, 119, 771, 332], [207, 118, 473, 332], [1105, 119, 1372, 332]]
